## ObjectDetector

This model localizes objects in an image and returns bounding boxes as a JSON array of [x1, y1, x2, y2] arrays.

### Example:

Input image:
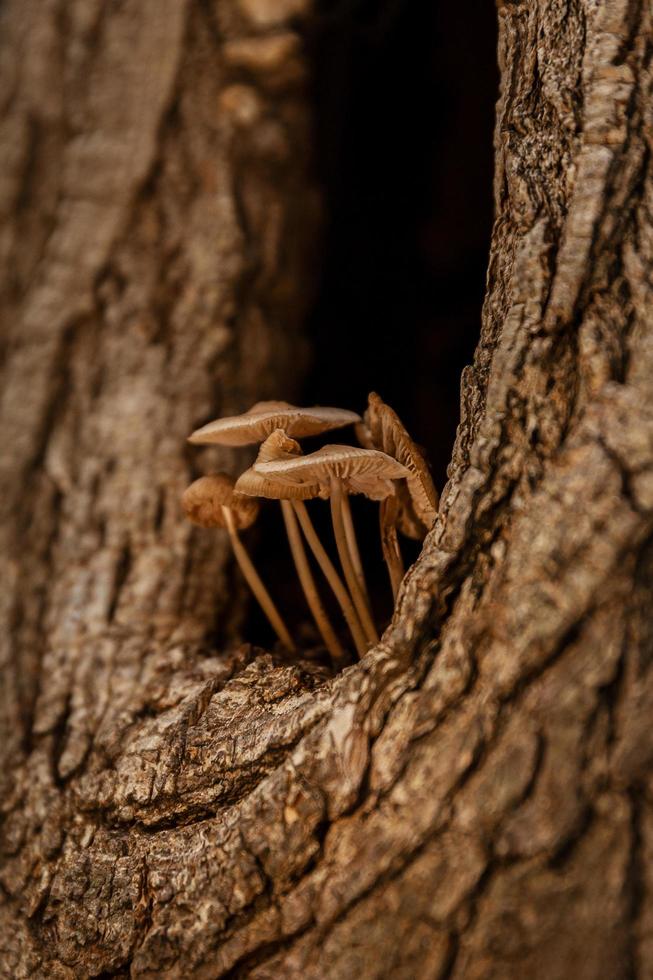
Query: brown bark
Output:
[[2, 1, 653, 978]]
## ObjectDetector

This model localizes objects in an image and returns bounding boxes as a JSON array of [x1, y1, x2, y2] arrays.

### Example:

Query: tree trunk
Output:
[[2, 1, 652, 977]]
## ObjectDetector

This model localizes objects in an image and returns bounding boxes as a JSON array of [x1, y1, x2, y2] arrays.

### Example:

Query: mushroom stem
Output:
[[341, 492, 374, 619], [291, 501, 368, 659], [329, 478, 379, 646], [221, 505, 295, 652], [280, 500, 346, 665], [380, 495, 405, 599]]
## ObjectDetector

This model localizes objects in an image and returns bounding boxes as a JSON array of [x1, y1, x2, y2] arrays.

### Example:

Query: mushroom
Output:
[[255, 445, 409, 646], [357, 393, 438, 598], [181, 474, 295, 652], [235, 431, 364, 661], [358, 392, 438, 538], [188, 400, 360, 446], [187, 402, 363, 660]]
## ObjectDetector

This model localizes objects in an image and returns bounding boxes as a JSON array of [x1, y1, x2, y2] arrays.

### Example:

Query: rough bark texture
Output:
[[2, 1, 653, 978]]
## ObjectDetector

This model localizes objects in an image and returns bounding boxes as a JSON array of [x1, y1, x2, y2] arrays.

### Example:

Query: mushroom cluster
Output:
[[183, 396, 437, 665]]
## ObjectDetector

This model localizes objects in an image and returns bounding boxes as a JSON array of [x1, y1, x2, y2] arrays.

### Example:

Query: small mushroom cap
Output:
[[188, 401, 361, 446], [256, 428, 302, 464], [235, 466, 320, 500], [235, 430, 321, 500], [255, 444, 409, 501], [362, 392, 438, 536], [182, 474, 259, 529]]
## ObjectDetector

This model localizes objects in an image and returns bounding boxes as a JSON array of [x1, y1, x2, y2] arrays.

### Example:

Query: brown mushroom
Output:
[[188, 401, 360, 446], [255, 445, 409, 646], [235, 432, 364, 661], [359, 392, 438, 538], [357, 393, 438, 598], [181, 474, 295, 652]]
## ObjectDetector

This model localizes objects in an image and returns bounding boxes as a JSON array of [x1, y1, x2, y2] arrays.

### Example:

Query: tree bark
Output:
[[2, 1, 653, 978]]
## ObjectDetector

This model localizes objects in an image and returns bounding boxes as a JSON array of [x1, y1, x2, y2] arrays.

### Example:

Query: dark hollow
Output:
[[249, 1, 498, 654]]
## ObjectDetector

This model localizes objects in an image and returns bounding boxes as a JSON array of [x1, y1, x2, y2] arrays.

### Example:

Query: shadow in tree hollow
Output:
[[303, 0, 498, 483], [249, 0, 498, 651]]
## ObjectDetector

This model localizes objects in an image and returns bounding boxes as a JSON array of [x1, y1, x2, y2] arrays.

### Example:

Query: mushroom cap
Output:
[[255, 444, 409, 501], [188, 401, 361, 446], [235, 466, 320, 500], [235, 429, 322, 500], [362, 392, 438, 536], [256, 428, 302, 464], [182, 474, 259, 529]]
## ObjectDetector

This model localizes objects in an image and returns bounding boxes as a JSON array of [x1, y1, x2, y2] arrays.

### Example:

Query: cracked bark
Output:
[[1, 1, 653, 977]]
